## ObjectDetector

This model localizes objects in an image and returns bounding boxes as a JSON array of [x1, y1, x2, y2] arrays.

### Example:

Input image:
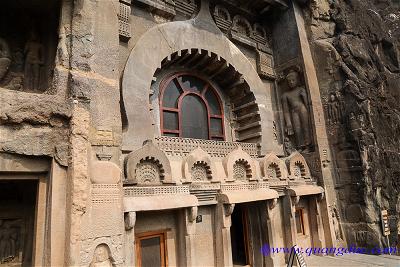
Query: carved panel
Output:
[[136, 160, 162, 185], [233, 161, 247, 181], [174, 0, 197, 17], [0, 219, 24, 265], [0, 2, 59, 92], [213, 5, 232, 33], [257, 50, 275, 79], [191, 161, 211, 182], [154, 136, 259, 158], [124, 185, 190, 197], [119, 0, 132, 41]]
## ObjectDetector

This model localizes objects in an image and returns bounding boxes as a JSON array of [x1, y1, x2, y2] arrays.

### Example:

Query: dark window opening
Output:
[[160, 73, 225, 140]]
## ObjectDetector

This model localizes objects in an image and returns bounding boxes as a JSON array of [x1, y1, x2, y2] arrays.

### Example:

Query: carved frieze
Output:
[[256, 50, 275, 79]]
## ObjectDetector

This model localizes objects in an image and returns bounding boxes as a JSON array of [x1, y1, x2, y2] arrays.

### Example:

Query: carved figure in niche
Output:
[[89, 244, 114, 267], [0, 220, 18, 263], [327, 93, 341, 124], [281, 69, 312, 152], [24, 30, 44, 91], [331, 204, 343, 241], [0, 37, 11, 80], [344, 80, 372, 127]]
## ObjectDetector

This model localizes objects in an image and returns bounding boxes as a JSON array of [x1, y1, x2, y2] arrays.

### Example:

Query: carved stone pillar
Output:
[[183, 207, 197, 267], [282, 194, 297, 261], [265, 198, 283, 266], [309, 195, 324, 248], [216, 203, 234, 267], [291, 0, 338, 248], [124, 211, 136, 267]]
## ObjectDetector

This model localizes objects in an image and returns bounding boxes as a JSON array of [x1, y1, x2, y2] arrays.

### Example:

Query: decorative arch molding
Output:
[[261, 152, 288, 180], [121, 9, 276, 154], [125, 140, 172, 184], [223, 146, 258, 181], [285, 152, 311, 180], [183, 146, 217, 182], [232, 15, 252, 38]]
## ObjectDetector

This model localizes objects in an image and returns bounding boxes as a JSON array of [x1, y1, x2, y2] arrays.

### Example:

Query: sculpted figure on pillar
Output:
[[0, 37, 11, 80], [24, 30, 44, 91], [281, 69, 312, 152]]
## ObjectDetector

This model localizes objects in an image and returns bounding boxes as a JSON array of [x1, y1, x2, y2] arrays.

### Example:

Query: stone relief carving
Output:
[[89, 244, 114, 267], [261, 152, 288, 181], [118, 0, 132, 42], [256, 50, 275, 79], [0, 16, 58, 93], [0, 219, 21, 265], [285, 151, 312, 180], [213, 5, 232, 33], [191, 161, 211, 182], [281, 68, 312, 152], [24, 30, 44, 91], [125, 140, 172, 184], [232, 159, 249, 181], [230, 15, 255, 48], [223, 146, 257, 181], [183, 147, 216, 182], [136, 159, 162, 185]]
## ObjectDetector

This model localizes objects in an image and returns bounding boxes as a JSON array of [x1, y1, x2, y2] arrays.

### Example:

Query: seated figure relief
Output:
[[281, 69, 312, 152]]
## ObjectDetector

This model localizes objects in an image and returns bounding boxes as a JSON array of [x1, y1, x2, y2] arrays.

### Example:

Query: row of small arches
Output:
[[125, 141, 311, 185]]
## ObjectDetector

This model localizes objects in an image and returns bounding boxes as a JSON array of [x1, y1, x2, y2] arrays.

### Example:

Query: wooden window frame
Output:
[[295, 208, 306, 235], [136, 231, 168, 267], [159, 72, 225, 140]]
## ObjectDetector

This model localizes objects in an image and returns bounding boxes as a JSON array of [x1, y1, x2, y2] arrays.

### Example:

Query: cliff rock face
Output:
[[305, 0, 400, 248]]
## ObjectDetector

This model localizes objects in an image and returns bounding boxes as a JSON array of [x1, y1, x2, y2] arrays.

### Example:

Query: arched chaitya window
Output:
[[160, 73, 225, 140]]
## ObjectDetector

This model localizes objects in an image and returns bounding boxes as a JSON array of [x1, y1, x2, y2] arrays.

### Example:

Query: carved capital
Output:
[[124, 211, 136, 230], [317, 192, 325, 202], [224, 204, 235, 217]]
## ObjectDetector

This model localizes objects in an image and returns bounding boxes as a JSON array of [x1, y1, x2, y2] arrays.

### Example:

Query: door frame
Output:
[[0, 174, 48, 266], [135, 230, 168, 267]]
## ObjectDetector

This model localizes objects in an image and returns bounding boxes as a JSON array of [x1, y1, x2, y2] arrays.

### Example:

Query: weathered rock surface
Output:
[[305, 0, 400, 248]]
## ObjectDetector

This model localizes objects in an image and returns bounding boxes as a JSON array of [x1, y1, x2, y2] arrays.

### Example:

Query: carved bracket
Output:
[[124, 211, 136, 230], [317, 192, 325, 202], [188, 206, 198, 223], [224, 203, 235, 217], [268, 198, 278, 210]]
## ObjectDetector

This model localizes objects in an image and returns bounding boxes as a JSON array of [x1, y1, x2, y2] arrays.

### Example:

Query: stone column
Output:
[[265, 199, 284, 266], [184, 207, 197, 267], [309, 195, 324, 248], [65, 0, 121, 265], [292, 1, 338, 248], [124, 211, 136, 267], [283, 194, 297, 261], [215, 203, 234, 267]]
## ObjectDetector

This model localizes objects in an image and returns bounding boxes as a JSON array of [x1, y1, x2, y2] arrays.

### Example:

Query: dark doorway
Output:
[[230, 204, 251, 266], [0, 180, 37, 267]]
